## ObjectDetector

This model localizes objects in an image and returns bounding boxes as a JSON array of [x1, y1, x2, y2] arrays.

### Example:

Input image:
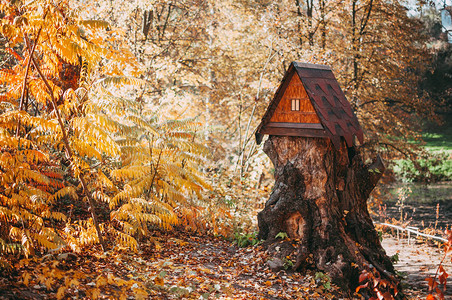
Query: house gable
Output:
[[255, 62, 364, 149], [269, 72, 321, 124]]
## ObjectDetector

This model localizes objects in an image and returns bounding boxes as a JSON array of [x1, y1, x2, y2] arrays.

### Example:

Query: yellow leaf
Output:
[[90, 288, 100, 299], [154, 241, 162, 251], [96, 275, 107, 287], [23, 272, 31, 287], [56, 286, 66, 300], [69, 278, 79, 287], [133, 287, 149, 299], [170, 238, 187, 246], [115, 277, 127, 286], [119, 293, 127, 300], [154, 276, 164, 286], [107, 273, 115, 285], [45, 277, 53, 290]]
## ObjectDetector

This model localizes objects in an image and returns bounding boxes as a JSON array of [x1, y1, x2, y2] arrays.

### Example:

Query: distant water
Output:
[[372, 182, 452, 230]]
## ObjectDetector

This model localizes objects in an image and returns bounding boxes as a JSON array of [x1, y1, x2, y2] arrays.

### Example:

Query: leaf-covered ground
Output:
[[0, 228, 342, 299], [0, 229, 447, 299]]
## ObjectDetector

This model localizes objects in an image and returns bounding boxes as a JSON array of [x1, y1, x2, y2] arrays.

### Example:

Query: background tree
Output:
[[63, 0, 445, 236]]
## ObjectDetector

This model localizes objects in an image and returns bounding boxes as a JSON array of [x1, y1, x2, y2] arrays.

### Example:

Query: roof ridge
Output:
[[293, 62, 331, 70]]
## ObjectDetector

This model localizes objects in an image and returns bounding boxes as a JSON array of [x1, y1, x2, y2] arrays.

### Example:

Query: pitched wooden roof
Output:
[[255, 62, 364, 149]]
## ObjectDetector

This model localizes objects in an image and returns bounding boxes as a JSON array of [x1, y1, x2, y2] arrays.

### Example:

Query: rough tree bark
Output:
[[258, 136, 399, 295]]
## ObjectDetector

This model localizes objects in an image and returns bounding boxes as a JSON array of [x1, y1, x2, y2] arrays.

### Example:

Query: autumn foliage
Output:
[[0, 0, 210, 265], [0, 0, 450, 299]]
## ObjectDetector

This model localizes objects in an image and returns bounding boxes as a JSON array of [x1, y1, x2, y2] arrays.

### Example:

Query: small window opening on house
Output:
[[291, 99, 300, 111]]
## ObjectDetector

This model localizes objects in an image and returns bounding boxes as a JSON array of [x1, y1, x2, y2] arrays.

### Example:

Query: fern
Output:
[[110, 229, 138, 252], [95, 76, 147, 88], [79, 19, 110, 30], [0, 0, 209, 257], [50, 186, 78, 203], [107, 111, 209, 237], [0, 130, 67, 256], [0, 238, 23, 255], [0, 0, 106, 255]]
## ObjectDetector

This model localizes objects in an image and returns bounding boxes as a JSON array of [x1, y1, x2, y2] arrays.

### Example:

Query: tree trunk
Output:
[[258, 136, 400, 296]]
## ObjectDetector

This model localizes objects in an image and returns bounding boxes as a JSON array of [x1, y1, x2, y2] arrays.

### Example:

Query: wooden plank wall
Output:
[[269, 74, 321, 124]]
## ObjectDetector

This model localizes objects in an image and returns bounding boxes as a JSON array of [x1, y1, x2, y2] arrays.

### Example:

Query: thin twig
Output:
[[237, 42, 277, 176], [24, 34, 106, 251], [149, 147, 163, 193], [16, 10, 47, 137]]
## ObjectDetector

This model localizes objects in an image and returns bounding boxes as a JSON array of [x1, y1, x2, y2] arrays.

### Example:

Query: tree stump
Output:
[[258, 136, 399, 295]]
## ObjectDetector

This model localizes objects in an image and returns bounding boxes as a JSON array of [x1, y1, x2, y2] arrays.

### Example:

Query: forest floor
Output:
[[0, 228, 450, 299], [0, 228, 343, 299]]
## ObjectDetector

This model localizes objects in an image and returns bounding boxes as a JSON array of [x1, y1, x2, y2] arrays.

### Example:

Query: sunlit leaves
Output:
[[79, 19, 110, 30], [0, 0, 213, 269], [95, 76, 147, 88], [50, 186, 78, 203], [0, 125, 66, 256], [0, 0, 126, 256]]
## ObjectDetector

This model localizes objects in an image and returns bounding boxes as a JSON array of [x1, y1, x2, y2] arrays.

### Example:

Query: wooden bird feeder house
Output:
[[255, 62, 364, 149]]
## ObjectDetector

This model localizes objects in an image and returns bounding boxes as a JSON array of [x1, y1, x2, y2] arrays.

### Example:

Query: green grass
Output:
[[422, 113, 452, 153], [392, 113, 452, 182], [393, 157, 451, 182], [423, 133, 452, 153]]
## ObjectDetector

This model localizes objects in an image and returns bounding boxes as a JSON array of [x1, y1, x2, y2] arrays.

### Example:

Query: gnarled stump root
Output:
[[257, 136, 399, 296]]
